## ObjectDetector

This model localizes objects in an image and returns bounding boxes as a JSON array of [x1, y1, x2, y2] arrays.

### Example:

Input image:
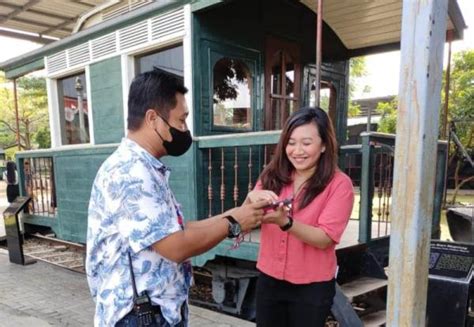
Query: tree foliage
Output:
[[375, 98, 398, 134], [442, 50, 474, 200], [377, 50, 473, 140], [374, 50, 473, 197], [442, 50, 473, 144], [213, 58, 249, 103], [0, 72, 50, 151], [348, 57, 369, 117]]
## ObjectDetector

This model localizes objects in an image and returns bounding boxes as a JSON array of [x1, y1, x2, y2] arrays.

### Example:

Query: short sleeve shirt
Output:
[[86, 138, 193, 327], [256, 171, 354, 284]]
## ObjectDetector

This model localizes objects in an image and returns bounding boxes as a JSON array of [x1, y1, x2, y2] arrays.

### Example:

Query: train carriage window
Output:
[[310, 80, 337, 123], [264, 37, 301, 130], [136, 45, 184, 77], [57, 72, 90, 145], [212, 58, 253, 129]]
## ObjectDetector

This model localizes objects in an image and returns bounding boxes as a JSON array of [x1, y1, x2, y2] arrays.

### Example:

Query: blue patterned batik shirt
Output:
[[86, 138, 193, 327]]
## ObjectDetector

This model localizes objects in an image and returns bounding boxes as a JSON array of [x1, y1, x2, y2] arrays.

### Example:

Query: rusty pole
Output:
[[442, 30, 453, 140], [441, 31, 453, 208], [387, 0, 448, 326], [315, 0, 323, 108], [13, 79, 21, 150]]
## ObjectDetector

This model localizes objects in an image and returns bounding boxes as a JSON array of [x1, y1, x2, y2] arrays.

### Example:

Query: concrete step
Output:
[[340, 276, 388, 299], [361, 310, 386, 327]]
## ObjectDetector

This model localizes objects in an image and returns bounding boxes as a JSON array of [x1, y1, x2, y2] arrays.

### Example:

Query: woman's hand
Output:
[[262, 203, 290, 227], [245, 190, 278, 204]]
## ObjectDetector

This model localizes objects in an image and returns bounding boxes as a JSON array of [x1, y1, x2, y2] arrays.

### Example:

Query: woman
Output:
[[246, 107, 354, 327], [4, 161, 20, 203]]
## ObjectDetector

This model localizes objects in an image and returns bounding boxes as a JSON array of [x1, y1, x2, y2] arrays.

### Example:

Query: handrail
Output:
[[196, 130, 281, 148]]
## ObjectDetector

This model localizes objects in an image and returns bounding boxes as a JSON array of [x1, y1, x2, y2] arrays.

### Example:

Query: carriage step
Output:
[[361, 310, 386, 326], [340, 277, 387, 299]]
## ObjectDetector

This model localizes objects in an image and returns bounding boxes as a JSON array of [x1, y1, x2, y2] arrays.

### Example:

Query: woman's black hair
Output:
[[6, 161, 17, 185], [259, 107, 338, 209]]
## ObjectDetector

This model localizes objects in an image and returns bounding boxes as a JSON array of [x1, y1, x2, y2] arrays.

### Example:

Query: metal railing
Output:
[[197, 131, 401, 245], [19, 156, 57, 217], [341, 132, 447, 243], [340, 133, 396, 242], [197, 131, 447, 245], [196, 131, 281, 243]]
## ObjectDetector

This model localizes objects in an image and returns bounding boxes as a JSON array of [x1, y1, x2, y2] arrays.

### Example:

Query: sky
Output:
[[352, 0, 474, 99], [0, 0, 472, 99]]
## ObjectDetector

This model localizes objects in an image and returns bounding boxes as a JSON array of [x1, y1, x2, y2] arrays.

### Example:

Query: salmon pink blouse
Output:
[[256, 170, 354, 284]]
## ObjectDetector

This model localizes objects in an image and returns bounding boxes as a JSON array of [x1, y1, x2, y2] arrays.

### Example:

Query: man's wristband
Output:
[[280, 216, 293, 231]]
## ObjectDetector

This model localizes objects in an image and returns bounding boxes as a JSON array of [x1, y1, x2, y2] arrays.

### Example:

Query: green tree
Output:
[[376, 98, 398, 134], [35, 127, 51, 148], [0, 72, 50, 150], [372, 50, 473, 201], [441, 50, 474, 203], [348, 57, 369, 117]]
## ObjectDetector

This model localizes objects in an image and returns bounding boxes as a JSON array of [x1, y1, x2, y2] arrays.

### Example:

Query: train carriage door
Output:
[[264, 37, 301, 130]]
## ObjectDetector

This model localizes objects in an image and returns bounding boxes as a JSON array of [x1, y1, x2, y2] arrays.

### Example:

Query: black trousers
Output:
[[6, 184, 19, 203], [256, 272, 335, 327], [116, 303, 187, 327]]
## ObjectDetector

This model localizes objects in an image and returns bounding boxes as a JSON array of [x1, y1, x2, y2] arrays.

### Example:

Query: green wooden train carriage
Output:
[[0, 0, 465, 324]]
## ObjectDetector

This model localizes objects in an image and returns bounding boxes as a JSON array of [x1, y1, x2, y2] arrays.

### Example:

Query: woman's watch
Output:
[[280, 216, 293, 231], [224, 215, 241, 238]]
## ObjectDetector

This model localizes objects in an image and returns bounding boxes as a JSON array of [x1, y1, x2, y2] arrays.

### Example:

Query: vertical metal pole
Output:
[[441, 30, 453, 140], [367, 106, 372, 132], [442, 122, 452, 207], [75, 77, 86, 143], [441, 31, 453, 208], [13, 79, 21, 150], [315, 0, 323, 108], [359, 133, 374, 244], [433, 142, 448, 238], [387, 0, 448, 326], [77, 91, 86, 142]]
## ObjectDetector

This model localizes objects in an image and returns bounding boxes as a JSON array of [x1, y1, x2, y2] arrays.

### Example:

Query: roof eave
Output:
[[448, 0, 467, 40]]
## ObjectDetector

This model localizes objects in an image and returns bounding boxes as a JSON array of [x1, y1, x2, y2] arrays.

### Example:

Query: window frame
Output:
[[210, 56, 255, 132], [264, 37, 302, 131], [48, 66, 95, 148], [121, 38, 192, 137], [209, 50, 258, 133]]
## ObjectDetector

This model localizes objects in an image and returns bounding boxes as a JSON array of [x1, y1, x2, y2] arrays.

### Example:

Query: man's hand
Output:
[[230, 201, 268, 232], [245, 190, 278, 204]]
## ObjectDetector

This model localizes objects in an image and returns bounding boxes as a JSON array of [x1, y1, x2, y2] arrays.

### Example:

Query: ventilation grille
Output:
[[91, 33, 117, 59], [151, 8, 185, 40], [119, 21, 149, 50], [46, 7, 185, 75], [46, 51, 67, 74], [103, 1, 152, 21], [68, 43, 90, 67]]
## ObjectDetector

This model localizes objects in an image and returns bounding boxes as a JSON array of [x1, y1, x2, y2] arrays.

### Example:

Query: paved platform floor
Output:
[[1, 178, 254, 327], [0, 249, 254, 326]]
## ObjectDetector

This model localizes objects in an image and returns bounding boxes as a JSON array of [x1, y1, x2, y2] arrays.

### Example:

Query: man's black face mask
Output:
[[154, 116, 192, 156]]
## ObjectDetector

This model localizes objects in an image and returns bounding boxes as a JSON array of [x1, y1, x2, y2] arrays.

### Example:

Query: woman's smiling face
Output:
[[285, 122, 325, 175]]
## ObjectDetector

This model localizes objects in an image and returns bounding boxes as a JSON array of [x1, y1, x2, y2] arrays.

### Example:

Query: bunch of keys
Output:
[[262, 197, 293, 212]]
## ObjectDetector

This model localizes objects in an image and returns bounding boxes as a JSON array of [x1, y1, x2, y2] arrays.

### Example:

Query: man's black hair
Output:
[[127, 67, 188, 131]]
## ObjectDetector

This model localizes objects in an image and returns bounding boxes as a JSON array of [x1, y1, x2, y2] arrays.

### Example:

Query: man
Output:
[[86, 68, 266, 326]]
